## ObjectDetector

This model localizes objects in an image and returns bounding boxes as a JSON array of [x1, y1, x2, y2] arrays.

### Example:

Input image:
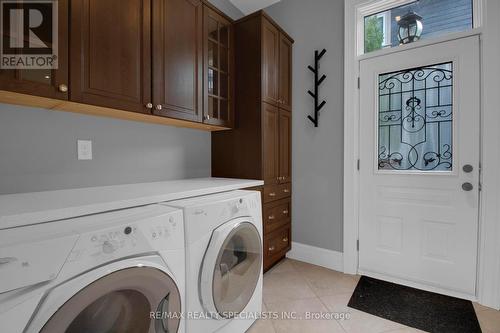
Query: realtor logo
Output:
[[1, 0, 58, 69]]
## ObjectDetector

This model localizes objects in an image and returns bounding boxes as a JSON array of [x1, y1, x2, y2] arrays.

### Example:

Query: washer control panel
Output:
[[64, 207, 183, 270], [88, 225, 140, 256]]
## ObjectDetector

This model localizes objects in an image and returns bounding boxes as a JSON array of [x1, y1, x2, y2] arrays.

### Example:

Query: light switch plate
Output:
[[77, 140, 92, 160]]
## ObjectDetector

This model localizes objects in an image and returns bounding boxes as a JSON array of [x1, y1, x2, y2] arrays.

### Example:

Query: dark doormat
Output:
[[347, 276, 482, 333]]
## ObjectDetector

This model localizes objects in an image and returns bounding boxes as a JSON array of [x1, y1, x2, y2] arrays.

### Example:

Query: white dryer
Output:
[[0, 204, 185, 333], [165, 190, 263, 333]]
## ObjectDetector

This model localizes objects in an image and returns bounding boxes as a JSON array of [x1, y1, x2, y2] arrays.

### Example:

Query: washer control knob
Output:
[[102, 240, 116, 254]]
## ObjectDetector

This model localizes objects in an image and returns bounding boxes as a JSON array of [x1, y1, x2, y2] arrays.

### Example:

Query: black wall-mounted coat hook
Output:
[[307, 49, 327, 127]]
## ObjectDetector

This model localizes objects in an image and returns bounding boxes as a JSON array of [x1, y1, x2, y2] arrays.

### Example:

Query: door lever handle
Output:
[[463, 165, 473, 173], [462, 182, 473, 191]]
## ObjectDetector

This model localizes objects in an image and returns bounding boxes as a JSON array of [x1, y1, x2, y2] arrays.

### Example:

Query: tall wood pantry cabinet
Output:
[[212, 11, 293, 271]]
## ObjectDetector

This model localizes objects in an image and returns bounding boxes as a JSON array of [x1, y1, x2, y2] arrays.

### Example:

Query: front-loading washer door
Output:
[[40, 267, 181, 333], [200, 219, 262, 319]]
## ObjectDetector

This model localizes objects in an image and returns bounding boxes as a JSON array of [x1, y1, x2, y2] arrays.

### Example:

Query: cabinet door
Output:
[[203, 6, 234, 127], [279, 110, 291, 183], [262, 102, 279, 185], [152, 0, 202, 122], [0, 0, 69, 100], [261, 18, 279, 107], [71, 0, 151, 113], [279, 34, 292, 112]]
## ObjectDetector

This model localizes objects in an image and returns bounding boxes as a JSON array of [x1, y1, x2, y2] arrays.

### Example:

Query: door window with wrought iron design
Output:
[[378, 62, 453, 171]]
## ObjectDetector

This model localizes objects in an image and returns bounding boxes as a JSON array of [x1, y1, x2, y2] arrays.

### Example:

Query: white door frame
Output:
[[343, 0, 500, 309]]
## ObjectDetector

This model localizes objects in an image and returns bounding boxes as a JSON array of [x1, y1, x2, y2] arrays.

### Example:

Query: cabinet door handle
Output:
[[145, 102, 153, 109], [269, 192, 276, 197], [268, 215, 275, 220], [282, 209, 289, 215], [282, 237, 289, 243], [58, 84, 68, 92], [269, 246, 275, 252], [283, 188, 290, 193], [155, 104, 163, 111]]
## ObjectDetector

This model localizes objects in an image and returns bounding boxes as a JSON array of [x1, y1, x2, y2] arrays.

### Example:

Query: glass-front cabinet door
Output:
[[0, 0, 69, 100], [203, 5, 234, 128]]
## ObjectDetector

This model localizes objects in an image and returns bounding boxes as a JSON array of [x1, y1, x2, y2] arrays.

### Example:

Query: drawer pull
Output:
[[269, 192, 276, 197], [58, 84, 68, 92], [282, 237, 289, 242], [283, 188, 290, 193], [268, 215, 275, 220], [269, 246, 276, 252], [282, 209, 289, 215]]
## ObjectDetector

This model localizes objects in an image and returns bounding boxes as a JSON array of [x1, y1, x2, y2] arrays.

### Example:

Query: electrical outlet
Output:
[[77, 140, 92, 160]]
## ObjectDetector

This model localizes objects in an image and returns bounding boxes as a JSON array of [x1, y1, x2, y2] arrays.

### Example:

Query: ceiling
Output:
[[229, 0, 281, 14]]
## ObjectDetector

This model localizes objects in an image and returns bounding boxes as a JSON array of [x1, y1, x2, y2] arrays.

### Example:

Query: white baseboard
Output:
[[286, 241, 344, 272]]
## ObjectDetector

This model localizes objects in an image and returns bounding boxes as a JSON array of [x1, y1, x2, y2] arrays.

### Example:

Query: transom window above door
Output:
[[363, 0, 473, 54]]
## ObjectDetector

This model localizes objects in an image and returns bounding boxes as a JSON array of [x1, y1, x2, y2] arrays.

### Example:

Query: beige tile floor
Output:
[[247, 259, 500, 333]]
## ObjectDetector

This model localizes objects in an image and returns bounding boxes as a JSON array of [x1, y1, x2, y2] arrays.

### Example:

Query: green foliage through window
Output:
[[364, 16, 384, 53]]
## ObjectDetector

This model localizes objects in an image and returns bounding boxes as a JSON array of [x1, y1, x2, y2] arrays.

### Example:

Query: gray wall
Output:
[[0, 104, 211, 194], [265, 0, 344, 252], [207, 0, 244, 20]]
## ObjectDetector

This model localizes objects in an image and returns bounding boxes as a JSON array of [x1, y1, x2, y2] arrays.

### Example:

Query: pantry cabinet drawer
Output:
[[263, 198, 291, 234], [263, 224, 291, 270], [263, 183, 291, 203]]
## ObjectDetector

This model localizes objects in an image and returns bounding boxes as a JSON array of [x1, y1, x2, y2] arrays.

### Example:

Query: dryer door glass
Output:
[[39, 267, 181, 333], [213, 222, 262, 317]]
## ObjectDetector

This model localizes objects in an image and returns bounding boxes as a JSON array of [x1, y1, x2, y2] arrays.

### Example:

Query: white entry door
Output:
[[359, 36, 480, 297]]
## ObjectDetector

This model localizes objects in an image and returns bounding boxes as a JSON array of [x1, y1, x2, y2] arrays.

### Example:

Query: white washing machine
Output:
[[165, 190, 263, 333], [0, 204, 185, 333]]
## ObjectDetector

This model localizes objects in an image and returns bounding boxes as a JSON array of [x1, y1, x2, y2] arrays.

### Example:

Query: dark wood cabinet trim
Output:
[[234, 10, 294, 43], [200, 0, 234, 23]]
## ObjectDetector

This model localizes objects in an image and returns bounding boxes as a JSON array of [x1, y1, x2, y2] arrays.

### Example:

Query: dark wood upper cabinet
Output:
[[279, 34, 292, 112], [203, 5, 234, 128], [0, 0, 69, 100], [279, 109, 291, 183], [70, 0, 151, 114], [262, 102, 279, 185], [261, 18, 279, 107], [152, 0, 202, 122], [0, 0, 235, 130]]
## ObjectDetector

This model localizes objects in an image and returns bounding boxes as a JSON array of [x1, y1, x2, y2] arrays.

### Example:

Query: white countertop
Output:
[[0, 178, 263, 229]]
